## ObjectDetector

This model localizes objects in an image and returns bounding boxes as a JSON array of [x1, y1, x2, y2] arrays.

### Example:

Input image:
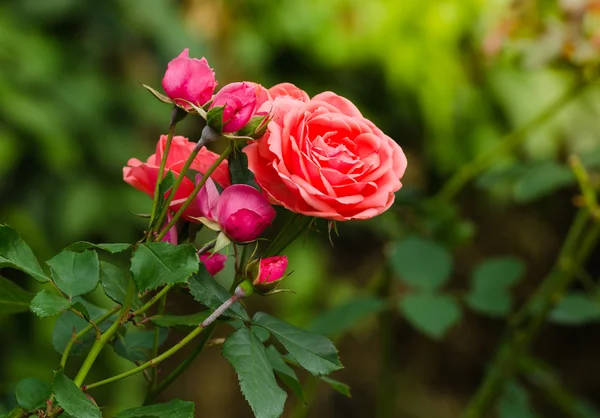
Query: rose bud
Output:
[[161, 214, 178, 245], [216, 185, 275, 243], [162, 49, 217, 108], [210, 82, 257, 133], [252, 256, 289, 293], [196, 175, 220, 222], [200, 252, 227, 276]]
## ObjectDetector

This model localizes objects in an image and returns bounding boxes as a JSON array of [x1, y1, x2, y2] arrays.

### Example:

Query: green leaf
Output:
[[15, 377, 52, 410], [52, 302, 113, 355], [151, 311, 211, 328], [549, 292, 600, 325], [228, 150, 258, 189], [229, 320, 271, 342], [253, 312, 343, 376], [399, 293, 461, 340], [265, 346, 306, 403], [0, 276, 33, 316], [0, 224, 48, 282], [222, 328, 287, 418], [64, 242, 131, 254], [130, 243, 199, 291], [46, 250, 100, 298], [100, 261, 142, 309], [1, 406, 26, 418], [497, 380, 539, 418], [206, 105, 225, 132], [114, 327, 169, 362], [320, 376, 351, 398], [309, 297, 386, 337], [154, 171, 176, 225], [390, 236, 452, 291], [466, 257, 525, 317], [188, 267, 249, 320], [513, 161, 574, 203], [30, 289, 74, 318], [53, 370, 101, 418], [114, 399, 194, 418]]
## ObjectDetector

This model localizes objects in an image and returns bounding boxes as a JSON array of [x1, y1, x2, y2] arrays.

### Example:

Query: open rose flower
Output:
[[245, 86, 407, 220], [123, 135, 230, 220], [162, 49, 217, 108]]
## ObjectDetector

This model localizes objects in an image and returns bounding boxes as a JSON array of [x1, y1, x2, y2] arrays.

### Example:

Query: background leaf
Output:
[[15, 377, 52, 410], [253, 312, 343, 376], [390, 236, 452, 290], [497, 380, 539, 418], [0, 276, 33, 316], [188, 267, 249, 320], [549, 292, 600, 325], [399, 293, 462, 339], [309, 296, 386, 337], [114, 327, 169, 362], [222, 327, 287, 418], [513, 161, 574, 203], [0, 225, 48, 283], [53, 370, 101, 418], [46, 250, 100, 298], [320, 376, 351, 398], [114, 399, 194, 418], [228, 149, 259, 189], [130, 243, 198, 291], [30, 289, 73, 318], [265, 346, 306, 404], [151, 312, 211, 328]]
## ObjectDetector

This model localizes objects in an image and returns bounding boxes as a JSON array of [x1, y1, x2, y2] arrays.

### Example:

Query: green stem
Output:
[[375, 265, 395, 418], [149, 112, 178, 229], [60, 306, 121, 369], [437, 78, 587, 203], [84, 286, 246, 391], [131, 284, 173, 319], [150, 293, 168, 387], [156, 141, 233, 241], [73, 281, 136, 387], [144, 322, 216, 404], [461, 212, 600, 418]]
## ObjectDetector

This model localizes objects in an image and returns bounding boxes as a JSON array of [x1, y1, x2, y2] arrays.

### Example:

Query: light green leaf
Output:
[[265, 346, 306, 404], [399, 293, 461, 340], [188, 267, 249, 320], [53, 370, 101, 418], [320, 376, 351, 398], [253, 312, 343, 376], [130, 243, 198, 291], [114, 399, 194, 418], [0, 224, 48, 282], [15, 377, 52, 410], [390, 236, 452, 290], [513, 161, 574, 203], [0, 276, 33, 316], [549, 292, 600, 325], [64, 242, 131, 254], [222, 328, 287, 418], [309, 296, 386, 337], [497, 380, 539, 418], [1, 406, 26, 418], [100, 261, 142, 309], [466, 257, 525, 317], [30, 289, 73, 318], [114, 327, 169, 362], [151, 311, 211, 328], [46, 250, 100, 298]]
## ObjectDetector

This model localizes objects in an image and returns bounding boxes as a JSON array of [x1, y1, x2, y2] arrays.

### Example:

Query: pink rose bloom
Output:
[[200, 252, 227, 276], [210, 82, 257, 133], [244, 87, 407, 220], [162, 49, 217, 108], [216, 185, 276, 243], [123, 135, 231, 220], [254, 256, 288, 285]]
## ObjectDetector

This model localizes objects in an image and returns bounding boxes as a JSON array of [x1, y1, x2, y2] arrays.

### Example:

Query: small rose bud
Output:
[[162, 49, 217, 108], [210, 82, 257, 133], [216, 185, 275, 242], [196, 175, 220, 221], [253, 256, 288, 292], [200, 252, 227, 276]]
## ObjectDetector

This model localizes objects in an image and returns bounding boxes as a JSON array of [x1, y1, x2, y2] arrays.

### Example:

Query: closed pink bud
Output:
[[200, 252, 227, 276], [210, 82, 257, 133], [216, 185, 275, 242], [162, 49, 217, 108], [196, 175, 220, 221], [254, 256, 288, 286], [161, 214, 178, 245]]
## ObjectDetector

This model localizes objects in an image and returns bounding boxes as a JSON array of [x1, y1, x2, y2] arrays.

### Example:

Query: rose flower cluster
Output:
[[123, 49, 407, 290]]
